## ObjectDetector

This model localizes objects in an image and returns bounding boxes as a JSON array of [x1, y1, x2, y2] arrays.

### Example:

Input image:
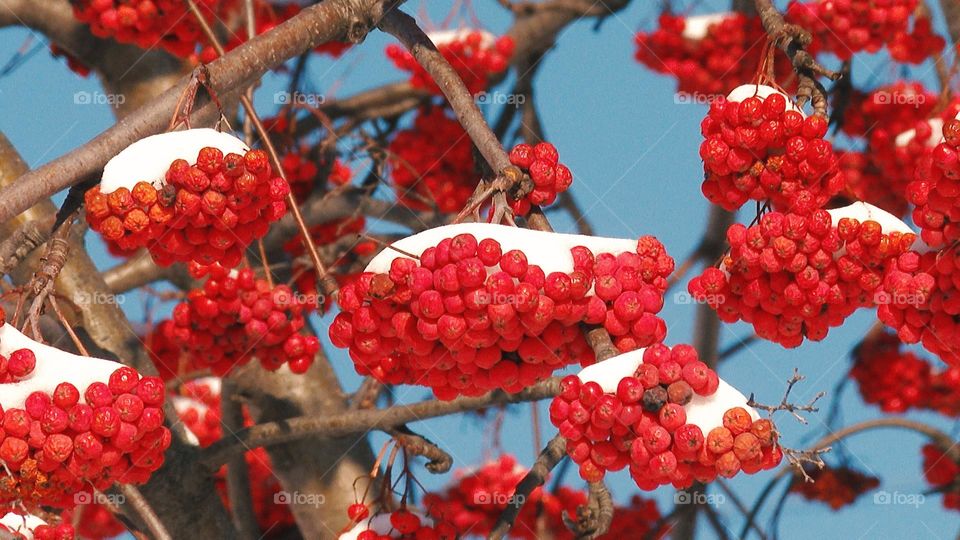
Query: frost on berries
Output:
[[549, 345, 781, 488], [0, 323, 170, 509], [85, 129, 288, 268], [330, 223, 674, 399]]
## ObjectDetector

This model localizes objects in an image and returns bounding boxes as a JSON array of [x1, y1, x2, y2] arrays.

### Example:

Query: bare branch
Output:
[[747, 368, 824, 425]]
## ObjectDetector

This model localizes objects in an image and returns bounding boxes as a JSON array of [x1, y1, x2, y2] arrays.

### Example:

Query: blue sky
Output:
[[1, 1, 958, 538]]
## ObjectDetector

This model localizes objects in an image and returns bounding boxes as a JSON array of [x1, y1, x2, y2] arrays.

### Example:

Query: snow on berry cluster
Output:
[[330, 224, 672, 400], [689, 203, 918, 348], [0, 323, 170, 509], [172, 378, 296, 535], [786, 0, 918, 61], [387, 108, 479, 213], [71, 0, 238, 58], [164, 263, 320, 375], [339, 508, 457, 540], [922, 444, 960, 511], [507, 142, 573, 215], [423, 454, 587, 539], [85, 129, 288, 268], [550, 345, 781, 489], [634, 13, 792, 96], [789, 465, 880, 510], [699, 85, 844, 212], [0, 511, 74, 540], [853, 328, 960, 415], [386, 29, 514, 95]]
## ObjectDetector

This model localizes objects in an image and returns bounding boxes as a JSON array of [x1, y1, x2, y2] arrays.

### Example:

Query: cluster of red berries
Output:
[[387, 108, 479, 213], [507, 142, 573, 215], [0, 519, 74, 540], [700, 90, 844, 212], [173, 379, 296, 535], [603, 495, 667, 539], [386, 31, 513, 95], [63, 502, 126, 539], [85, 147, 288, 268], [786, 0, 917, 60], [164, 263, 320, 375], [550, 344, 781, 488], [690, 210, 917, 347], [0, 366, 170, 508], [145, 320, 185, 382], [836, 151, 907, 217], [423, 454, 587, 539], [922, 444, 960, 511], [838, 82, 936, 140], [263, 114, 353, 203], [851, 331, 933, 412], [330, 233, 672, 399], [344, 508, 457, 540], [888, 17, 946, 63], [634, 13, 792, 96], [71, 0, 237, 58], [908, 118, 960, 248], [789, 465, 880, 510]]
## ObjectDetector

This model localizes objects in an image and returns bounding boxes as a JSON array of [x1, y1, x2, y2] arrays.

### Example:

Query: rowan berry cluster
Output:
[[922, 444, 960, 511], [907, 118, 960, 248], [786, 0, 917, 60], [507, 142, 574, 215], [387, 108, 480, 213], [85, 147, 288, 268], [836, 151, 907, 217], [699, 90, 844, 212], [634, 13, 791, 96], [689, 209, 917, 347], [0, 365, 170, 508], [330, 233, 672, 399], [423, 454, 587, 539], [173, 378, 296, 535], [63, 502, 125, 539], [550, 344, 781, 488], [71, 0, 237, 58], [888, 17, 946, 63], [789, 465, 880, 510], [342, 508, 458, 540], [386, 30, 514, 95], [164, 263, 320, 375], [840, 82, 936, 140]]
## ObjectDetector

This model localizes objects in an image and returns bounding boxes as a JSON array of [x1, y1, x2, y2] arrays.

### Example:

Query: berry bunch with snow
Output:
[[688, 203, 918, 348], [634, 13, 792, 96], [786, 0, 917, 60], [0, 323, 170, 509], [165, 263, 320, 375], [71, 0, 239, 58], [0, 511, 75, 540], [551, 345, 781, 489], [699, 85, 843, 212], [507, 142, 573, 215], [386, 29, 513, 95], [387, 108, 479, 213], [423, 454, 587, 540], [84, 129, 288, 268], [789, 465, 880, 510], [329, 224, 671, 400]]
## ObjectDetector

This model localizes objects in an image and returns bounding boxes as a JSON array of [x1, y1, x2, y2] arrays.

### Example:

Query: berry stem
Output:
[[488, 435, 567, 540]]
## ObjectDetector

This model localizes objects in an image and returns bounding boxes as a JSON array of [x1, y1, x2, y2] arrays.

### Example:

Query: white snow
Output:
[[576, 348, 759, 433], [827, 202, 915, 235], [365, 223, 637, 281], [682, 13, 731, 40], [427, 28, 496, 49], [338, 511, 433, 540], [0, 324, 124, 410], [99, 128, 249, 194], [894, 118, 944, 149], [0, 512, 47, 539], [726, 84, 803, 115]]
